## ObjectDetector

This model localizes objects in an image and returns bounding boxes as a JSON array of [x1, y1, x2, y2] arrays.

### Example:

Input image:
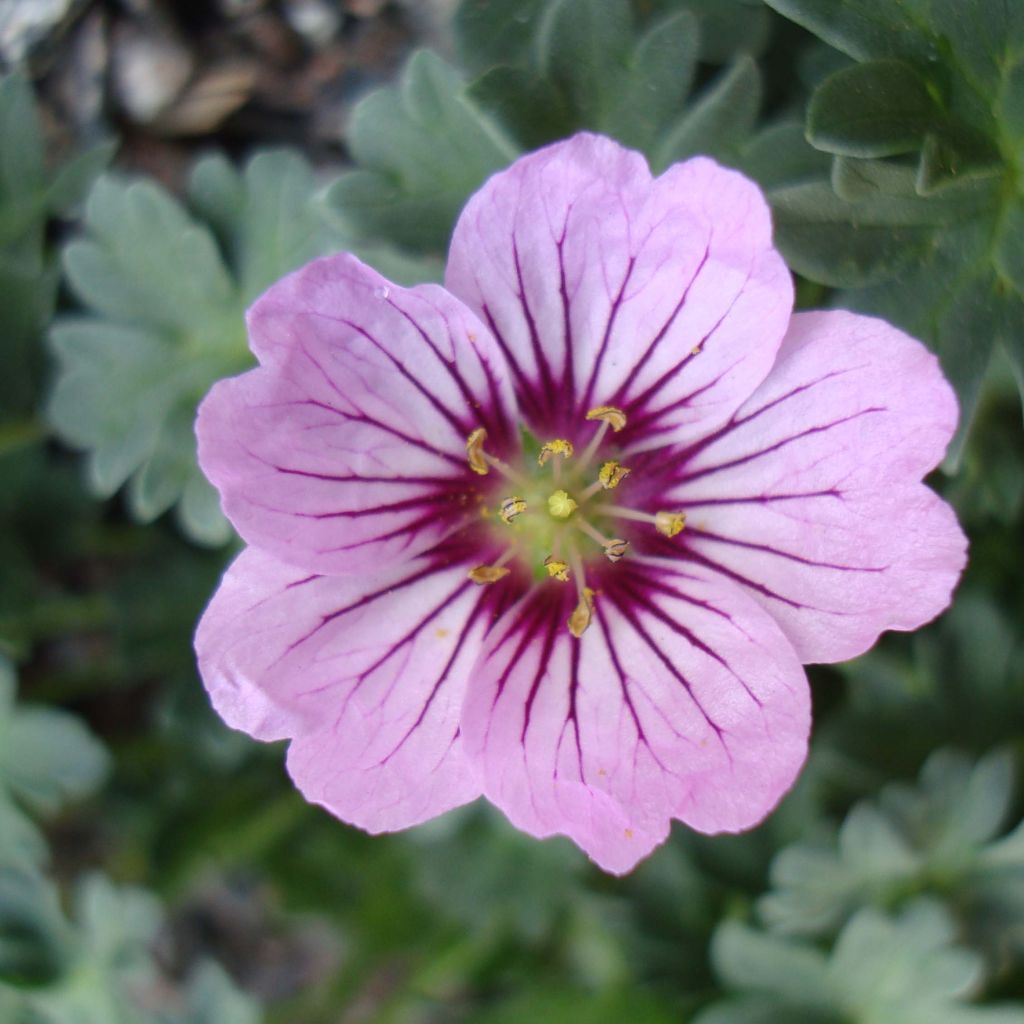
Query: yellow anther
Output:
[[466, 428, 488, 475], [538, 438, 574, 466], [548, 490, 578, 519], [499, 496, 528, 524], [568, 587, 595, 638], [604, 538, 629, 563], [543, 556, 570, 582], [598, 460, 631, 489], [585, 405, 627, 432], [655, 510, 687, 537], [468, 565, 511, 585]]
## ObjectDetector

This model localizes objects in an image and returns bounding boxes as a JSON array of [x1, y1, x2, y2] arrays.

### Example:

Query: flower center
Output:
[[464, 407, 687, 638]]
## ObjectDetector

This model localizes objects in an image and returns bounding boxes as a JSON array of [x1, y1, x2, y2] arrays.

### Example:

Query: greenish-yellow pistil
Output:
[[548, 489, 577, 518], [464, 406, 688, 638]]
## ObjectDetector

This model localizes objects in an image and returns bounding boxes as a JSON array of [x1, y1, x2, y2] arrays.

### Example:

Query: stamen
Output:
[[466, 428, 488, 475], [604, 538, 629, 563], [568, 587, 595, 638], [499, 496, 528, 524], [604, 505, 687, 537], [548, 490, 578, 519], [465, 427, 527, 484], [598, 460, 631, 489], [468, 565, 511, 584], [578, 406, 627, 470], [655, 510, 687, 537], [468, 546, 517, 584], [565, 543, 595, 638], [543, 556, 570, 582], [575, 518, 629, 563], [538, 439, 574, 466], [585, 406, 627, 432]]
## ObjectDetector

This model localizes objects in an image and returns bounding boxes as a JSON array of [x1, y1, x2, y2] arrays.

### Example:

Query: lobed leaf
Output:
[[326, 50, 515, 253], [765, 0, 1024, 437]]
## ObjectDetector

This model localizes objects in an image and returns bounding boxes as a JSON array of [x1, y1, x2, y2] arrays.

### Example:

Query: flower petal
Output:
[[461, 562, 809, 874], [197, 253, 517, 574], [445, 133, 792, 444], [667, 310, 968, 662], [195, 545, 491, 832]]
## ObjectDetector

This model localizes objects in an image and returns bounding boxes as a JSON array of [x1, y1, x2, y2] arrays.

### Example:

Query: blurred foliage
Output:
[[1, 0, 1023, 1021], [762, 0, 1024, 457], [48, 149, 441, 547], [697, 900, 1024, 1024], [0, 659, 261, 1023]]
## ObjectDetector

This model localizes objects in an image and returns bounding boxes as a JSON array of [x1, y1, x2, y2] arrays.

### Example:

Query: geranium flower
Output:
[[194, 134, 966, 874]]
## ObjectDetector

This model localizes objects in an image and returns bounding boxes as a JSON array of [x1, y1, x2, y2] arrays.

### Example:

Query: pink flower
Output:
[[194, 134, 966, 874]]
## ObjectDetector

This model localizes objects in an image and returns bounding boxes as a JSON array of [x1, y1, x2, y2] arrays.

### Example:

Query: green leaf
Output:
[[761, 0, 939, 65], [63, 178, 237, 333], [769, 181, 941, 287], [183, 961, 262, 1024], [760, 749, 1021, 939], [0, 793, 46, 872], [0, 659, 109, 816], [765, 0, 1024, 438], [327, 50, 515, 253], [929, 0, 1024, 94], [0, 867, 71, 987], [703, 902, 1024, 1024], [534, 0, 633, 127], [0, 75, 46, 239], [711, 920, 831, 1008], [671, 0, 771, 63], [740, 122, 833, 189], [654, 57, 762, 170], [473, 987, 676, 1024], [47, 321, 179, 496], [187, 153, 247, 239], [45, 140, 117, 215], [52, 146, 351, 546], [226, 149, 346, 302], [808, 58, 942, 158], [466, 66, 574, 151], [994, 198, 1024, 297], [601, 11, 699, 154], [455, 0, 548, 74], [916, 132, 1002, 195]]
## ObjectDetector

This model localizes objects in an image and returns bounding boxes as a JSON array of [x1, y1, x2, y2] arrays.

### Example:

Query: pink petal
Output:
[[445, 133, 792, 443], [460, 562, 809, 874], [195, 546, 489, 832], [669, 310, 968, 662], [197, 253, 517, 575]]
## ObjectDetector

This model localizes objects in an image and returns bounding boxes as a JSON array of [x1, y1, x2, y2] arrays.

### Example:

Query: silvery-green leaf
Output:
[[183, 961, 262, 1024], [50, 145, 357, 546], [654, 57, 761, 170], [0, 659, 109, 816], [326, 50, 515, 253]]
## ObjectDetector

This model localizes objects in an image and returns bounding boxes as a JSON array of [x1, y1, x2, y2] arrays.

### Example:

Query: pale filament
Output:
[[576, 418, 611, 472]]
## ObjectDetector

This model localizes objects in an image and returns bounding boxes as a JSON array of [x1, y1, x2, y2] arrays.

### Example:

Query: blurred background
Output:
[[1, 0, 1023, 1021]]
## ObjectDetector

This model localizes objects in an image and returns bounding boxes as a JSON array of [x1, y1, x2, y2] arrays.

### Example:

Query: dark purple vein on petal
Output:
[[688, 528, 889, 573], [681, 408, 886, 484], [608, 247, 710, 409], [322, 313, 468, 435], [579, 254, 637, 413], [512, 236, 559, 422], [481, 303, 545, 427], [615, 578, 763, 708], [623, 273, 747, 423], [605, 590, 731, 755], [375, 594, 491, 767], [596, 603, 695, 778]]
